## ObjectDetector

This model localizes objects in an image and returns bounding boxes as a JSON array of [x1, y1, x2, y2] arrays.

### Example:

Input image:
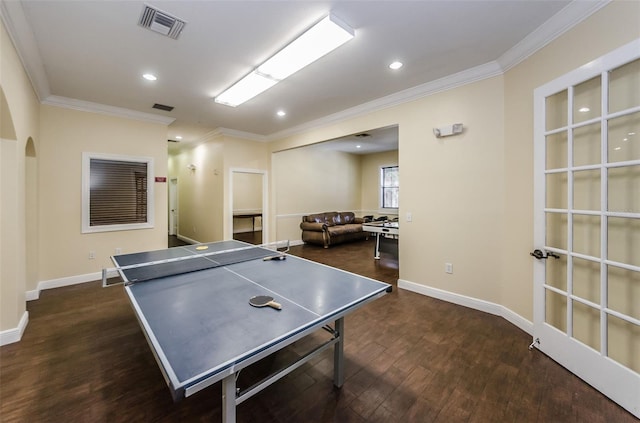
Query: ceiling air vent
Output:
[[138, 4, 186, 40], [152, 103, 174, 112]]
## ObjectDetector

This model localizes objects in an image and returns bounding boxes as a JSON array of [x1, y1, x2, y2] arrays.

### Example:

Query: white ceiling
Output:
[[2, 0, 605, 146], [311, 125, 399, 155]]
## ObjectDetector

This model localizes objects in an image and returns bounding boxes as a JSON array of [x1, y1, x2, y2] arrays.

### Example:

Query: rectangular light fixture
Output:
[[214, 13, 354, 107], [214, 72, 278, 108]]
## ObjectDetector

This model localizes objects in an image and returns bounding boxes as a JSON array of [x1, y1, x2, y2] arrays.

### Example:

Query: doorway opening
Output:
[[230, 169, 267, 245]]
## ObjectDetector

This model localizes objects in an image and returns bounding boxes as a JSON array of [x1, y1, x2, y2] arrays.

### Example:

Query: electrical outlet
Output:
[[89, 251, 96, 260], [445, 263, 453, 274], [115, 248, 122, 255]]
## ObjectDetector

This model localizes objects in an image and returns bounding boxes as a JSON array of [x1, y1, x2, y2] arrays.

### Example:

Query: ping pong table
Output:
[[111, 240, 391, 422]]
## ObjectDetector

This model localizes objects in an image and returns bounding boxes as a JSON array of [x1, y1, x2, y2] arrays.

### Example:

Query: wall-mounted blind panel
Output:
[[89, 159, 148, 226]]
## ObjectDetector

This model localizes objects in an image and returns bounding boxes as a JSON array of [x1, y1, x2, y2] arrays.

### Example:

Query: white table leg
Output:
[[222, 374, 236, 423], [334, 317, 345, 387]]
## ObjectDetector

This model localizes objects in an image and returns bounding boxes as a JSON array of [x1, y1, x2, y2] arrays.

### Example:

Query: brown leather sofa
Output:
[[300, 211, 368, 248]]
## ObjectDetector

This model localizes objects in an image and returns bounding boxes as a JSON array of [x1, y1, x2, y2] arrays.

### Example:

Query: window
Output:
[[381, 166, 399, 209], [82, 153, 154, 233]]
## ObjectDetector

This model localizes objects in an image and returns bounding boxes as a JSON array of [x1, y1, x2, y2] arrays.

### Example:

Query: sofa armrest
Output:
[[300, 222, 327, 231], [353, 217, 365, 224]]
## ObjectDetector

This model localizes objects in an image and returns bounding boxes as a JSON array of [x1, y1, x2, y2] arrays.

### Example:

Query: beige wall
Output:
[[360, 150, 399, 217], [399, 76, 506, 304], [222, 137, 269, 239], [168, 135, 268, 243], [272, 145, 362, 242], [501, 0, 640, 320], [2, 1, 638, 340], [233, 172, 262, 212], [37, 105, 169, 281], [1, 19, 40, 335], [232, 172, 263, 233], [169, 139, 225, 243], [268, 1, 640, 322], [270, 75, 505, 303]]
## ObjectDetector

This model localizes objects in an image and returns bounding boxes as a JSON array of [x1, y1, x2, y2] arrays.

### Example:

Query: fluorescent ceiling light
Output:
[[215, 13, 354, 107], [258, 15, 354, 80], [215, 72, 278, 107]]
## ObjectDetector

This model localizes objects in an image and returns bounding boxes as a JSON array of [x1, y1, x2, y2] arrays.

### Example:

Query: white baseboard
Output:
[[398, 279, 533, 335], [177, 234, 198, 245], [25, 237, 303, 303], [26, 270, 118, 301], [0, 311, 29, 346]]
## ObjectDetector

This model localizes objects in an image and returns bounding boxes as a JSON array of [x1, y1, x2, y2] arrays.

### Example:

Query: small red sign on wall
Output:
[[155, 177, 167, 183]]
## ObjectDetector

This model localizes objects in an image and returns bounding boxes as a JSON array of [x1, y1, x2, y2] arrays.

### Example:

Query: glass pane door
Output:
[[533, 42, 640, 419]]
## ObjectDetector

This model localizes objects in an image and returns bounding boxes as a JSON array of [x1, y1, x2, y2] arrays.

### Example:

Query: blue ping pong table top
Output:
[[114, 240, 391, 399]]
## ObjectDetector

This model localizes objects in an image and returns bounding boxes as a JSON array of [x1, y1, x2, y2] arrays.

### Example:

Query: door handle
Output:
[[530, 249, 560, 260]]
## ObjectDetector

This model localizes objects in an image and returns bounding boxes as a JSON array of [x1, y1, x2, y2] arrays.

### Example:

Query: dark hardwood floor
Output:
[[233, 230, 263, 245], [0, 238, 635, 422]]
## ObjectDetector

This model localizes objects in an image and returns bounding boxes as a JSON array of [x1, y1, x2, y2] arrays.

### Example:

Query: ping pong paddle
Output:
[[249, 295, 282, 310], [263, 254, 286, 261]]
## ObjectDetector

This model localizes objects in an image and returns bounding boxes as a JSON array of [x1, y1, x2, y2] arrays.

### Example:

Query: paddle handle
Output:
[[267, 300, 282, 310]]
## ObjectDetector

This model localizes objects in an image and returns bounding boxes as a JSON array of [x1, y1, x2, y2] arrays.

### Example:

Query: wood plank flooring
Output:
[[0, 238, 635, 422]]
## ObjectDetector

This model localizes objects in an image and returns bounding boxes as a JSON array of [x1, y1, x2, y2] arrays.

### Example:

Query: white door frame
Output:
[[532, 39, 640, 418], [168, 178, 178, 236], [228, 168, 268, 243]]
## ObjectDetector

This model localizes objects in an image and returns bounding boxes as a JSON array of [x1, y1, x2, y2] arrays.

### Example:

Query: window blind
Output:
[[89, 159, 148, 226]]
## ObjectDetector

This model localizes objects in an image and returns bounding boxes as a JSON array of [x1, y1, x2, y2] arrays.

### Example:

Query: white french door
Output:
[[533, 39, 640, 418]]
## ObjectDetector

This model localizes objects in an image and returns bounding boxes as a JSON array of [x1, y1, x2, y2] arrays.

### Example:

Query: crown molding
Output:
[[3, 0, 611, 141], [184, 127, 267, 148], [268, 0, 611, 141], [42, 95, 175, 125], [0, 0, 50, 101], [497, 0, 611, 72], [267, 60, 503, 141], [213, 127, 268, 143]]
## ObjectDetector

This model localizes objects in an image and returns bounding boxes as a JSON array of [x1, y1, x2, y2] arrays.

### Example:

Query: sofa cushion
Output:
[[334, 212, 355, 225], [327, 223, 363, 236], [305, 212, 337, 225]]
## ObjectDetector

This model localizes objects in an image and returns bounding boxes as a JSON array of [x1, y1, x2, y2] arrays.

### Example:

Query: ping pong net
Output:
[[113, 241, 289, 285]]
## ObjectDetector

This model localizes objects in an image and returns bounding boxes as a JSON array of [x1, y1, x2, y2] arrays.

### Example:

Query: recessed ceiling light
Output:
[[356, 145, 361, 149], [389, 61, 403, 70], [578, 107, 590, 113], [277, 110, 286, 117], [143, 73, 157, 81], [175, 135, 183, 140]]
